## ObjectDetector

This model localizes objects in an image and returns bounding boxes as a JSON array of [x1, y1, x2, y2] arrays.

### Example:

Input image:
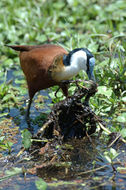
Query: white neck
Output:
[[70, 50, 87, 71], [52, 50, 87, 82]]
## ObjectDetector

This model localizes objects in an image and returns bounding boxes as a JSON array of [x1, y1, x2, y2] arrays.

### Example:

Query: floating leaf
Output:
[[5, 167, 22, 176], [21, 129, 32, 149], [35, 178, 47, 190], [0, 167, 22, 182]]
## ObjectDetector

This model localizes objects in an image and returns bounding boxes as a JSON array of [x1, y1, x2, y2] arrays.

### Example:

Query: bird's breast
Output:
[[48, 54, 80, 82]]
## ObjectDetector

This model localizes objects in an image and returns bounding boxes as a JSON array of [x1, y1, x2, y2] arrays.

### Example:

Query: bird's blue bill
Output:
[[87, 57, 95, 81]]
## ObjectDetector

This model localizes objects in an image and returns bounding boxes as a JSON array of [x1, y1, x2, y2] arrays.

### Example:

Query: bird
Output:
[[6, 44, 95, 120]]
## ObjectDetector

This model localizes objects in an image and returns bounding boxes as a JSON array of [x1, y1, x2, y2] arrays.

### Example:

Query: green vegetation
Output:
[[35, 178, 47, 190], [0, 0, 126, 168]]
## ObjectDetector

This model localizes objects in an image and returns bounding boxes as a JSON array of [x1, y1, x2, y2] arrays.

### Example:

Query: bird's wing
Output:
[[48, 54, 66, 82], [49, 54, 65, 72]]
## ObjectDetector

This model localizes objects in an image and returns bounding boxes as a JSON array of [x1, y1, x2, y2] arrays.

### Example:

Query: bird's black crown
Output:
[[63, 48, 94, 68]]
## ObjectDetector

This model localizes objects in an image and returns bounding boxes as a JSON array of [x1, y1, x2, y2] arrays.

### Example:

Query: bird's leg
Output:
[[60, 81, 69, 97], [55, 87, 60, 98], [54, 80, 71, 98], [25, 98, 32, 122]]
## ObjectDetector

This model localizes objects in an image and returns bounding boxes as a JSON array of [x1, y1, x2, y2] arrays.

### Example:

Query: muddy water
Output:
[[0, 69, 126, 190]]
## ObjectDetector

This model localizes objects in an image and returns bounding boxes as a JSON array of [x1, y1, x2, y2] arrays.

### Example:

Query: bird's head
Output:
[[63, 48, 95, 81]]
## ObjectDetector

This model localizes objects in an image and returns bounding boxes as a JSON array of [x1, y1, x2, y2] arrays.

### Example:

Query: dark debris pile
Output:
[[37, 80, 103, 141]]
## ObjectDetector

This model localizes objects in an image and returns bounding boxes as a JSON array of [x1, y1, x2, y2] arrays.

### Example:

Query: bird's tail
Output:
[[5, 45, 43, 52]]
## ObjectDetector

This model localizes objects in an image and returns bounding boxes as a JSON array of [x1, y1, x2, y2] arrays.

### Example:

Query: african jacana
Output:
[[6, 44, 95, 120]]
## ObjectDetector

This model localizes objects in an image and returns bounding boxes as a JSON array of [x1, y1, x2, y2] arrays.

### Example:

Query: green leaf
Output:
[[104, 155, 112, 163], [2, 94, 16, 102], [35, 178, 47, 190], [109, 148, 119, 160], [49, 91, 55, 99], [0, 113, 8, 117], [0, 135, 5, 141], [97, 86, 113, 98], [69, 86, 76, 92], [56, 91, 63, 98], [21, 129, 32, 149], [5, 167, 22, 176], [122, 96, 126, 102], [120, 128, 126, 138], [116, 113, 126, 123], [0, 167, 22, 182], [0, 144, 8, 150], [103, 148, 119, 163]]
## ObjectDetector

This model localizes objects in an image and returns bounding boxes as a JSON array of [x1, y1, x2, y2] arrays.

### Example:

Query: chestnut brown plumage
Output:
[[6, 44, 68, 119]]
